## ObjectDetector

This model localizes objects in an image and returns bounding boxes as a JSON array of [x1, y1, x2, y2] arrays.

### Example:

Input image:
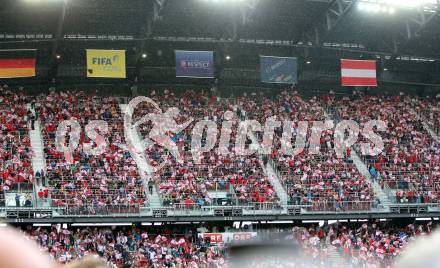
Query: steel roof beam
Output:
[[49, 0, 67, 80], [134, 0, 168, 80], [393, 6, 438, 54], [303, 0, 358, 45]]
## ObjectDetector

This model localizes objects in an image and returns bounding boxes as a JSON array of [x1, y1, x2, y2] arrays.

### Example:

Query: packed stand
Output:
[[14, 221, 439, 268], [330, 93, 440, 204], [133, 89, 279, 209], [241, 91, 374, 211], [0, 85, 35, 206], [22, 226, 227, 267], [37, 90, 147, 214], [417, 96, 440, 135], [255, 221, 437, 268]]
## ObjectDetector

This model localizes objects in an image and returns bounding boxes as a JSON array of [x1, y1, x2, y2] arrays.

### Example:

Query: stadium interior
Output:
[[0, 0, 439, 267]]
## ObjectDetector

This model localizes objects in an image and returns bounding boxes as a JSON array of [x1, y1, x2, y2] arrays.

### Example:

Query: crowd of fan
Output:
[[134, 90, 279, 208], [36, 90, 146, 213], [13, 221, 437, 267], [267, 221, 437, 267], [1, 86, 439, 211], [330, 92, 440, 204], [417, 95, 440, 135], [22, 225, 226, 268], [242, 91, 373, 211], [0, 85, 34, 205]]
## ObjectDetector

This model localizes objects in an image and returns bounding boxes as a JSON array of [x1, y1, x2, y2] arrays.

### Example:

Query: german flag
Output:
[[0, 58, 36, 78]]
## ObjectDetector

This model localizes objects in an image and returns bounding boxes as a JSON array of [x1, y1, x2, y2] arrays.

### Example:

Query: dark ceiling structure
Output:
[[0, 0, 439, 91]]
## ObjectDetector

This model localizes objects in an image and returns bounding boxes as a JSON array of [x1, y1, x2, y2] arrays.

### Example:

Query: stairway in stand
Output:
[[119, 104, 162, 209], [27, 103, 51, 208]]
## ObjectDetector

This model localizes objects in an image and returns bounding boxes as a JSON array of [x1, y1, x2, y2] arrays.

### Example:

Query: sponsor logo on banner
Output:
[[260, 55, 297, 84], [232, 232, 254, 241], [175, 50, 214, 78], [199, 233, 224, 244], [86, 49, 126, 78], [197, 232, 257, 244]]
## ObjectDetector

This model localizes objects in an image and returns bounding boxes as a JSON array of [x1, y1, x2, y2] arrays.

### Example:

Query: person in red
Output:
[[374, 160, 383, 172], [346, 147, 351, 158], [38, 189, 45, 199], [407, 153, 417, 164], [43, 187, 49, 198], [184, 197, 194, 208], [407, 190, 414, 203], [396, 191, 402, 203]]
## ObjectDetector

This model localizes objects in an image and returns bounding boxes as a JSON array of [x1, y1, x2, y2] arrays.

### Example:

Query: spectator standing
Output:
[[31, 113, 35, 130], [38, 189, 44, 199], [25, 194, 32, 207], [369, 165, 378, 181], [148, 180, 154, 195], [15, 193, 21, 207]]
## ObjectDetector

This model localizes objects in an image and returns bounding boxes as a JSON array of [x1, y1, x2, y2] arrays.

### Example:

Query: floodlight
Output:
[[141, 53, 147, 59], [359, 0, 436, 9], [364, 3, 375, 11], [225, 55, 231, 61], [357, 2, 366, 10], [371, 4, 381, 12]]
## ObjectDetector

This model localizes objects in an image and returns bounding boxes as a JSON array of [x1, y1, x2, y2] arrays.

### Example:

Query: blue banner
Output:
[[176, 50, 215, 78], [260, 56, 297, 84]]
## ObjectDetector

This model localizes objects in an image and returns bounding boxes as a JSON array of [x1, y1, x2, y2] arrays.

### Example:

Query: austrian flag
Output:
[[341, 59, 377, 87]]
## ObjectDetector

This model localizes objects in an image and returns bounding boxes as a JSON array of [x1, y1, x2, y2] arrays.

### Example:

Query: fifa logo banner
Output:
[[86, 49, 126, 78], [260, 56, 297, 84], [175, 50, 215, 78]]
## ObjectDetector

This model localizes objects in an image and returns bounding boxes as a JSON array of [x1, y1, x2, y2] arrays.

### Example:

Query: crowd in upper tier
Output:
[[328, 92, 440, 204], [418, 95, 440, 134], [0, 85, 439, 211], [13, 220, 438, 267], [36, 90, 146, 213], [0, 86, 34, 206], [242, 91, 374, 210], [133, 90, 279, 208]]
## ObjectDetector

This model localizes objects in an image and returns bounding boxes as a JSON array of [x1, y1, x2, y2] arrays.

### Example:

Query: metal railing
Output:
[[301, 201, 373, 212], [55, 204, 144, 216], [4, 200, 440, 218]]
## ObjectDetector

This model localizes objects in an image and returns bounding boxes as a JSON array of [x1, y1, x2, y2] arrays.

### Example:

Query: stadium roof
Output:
[[0, 0, 439, 88], [1, 0, 438, 55]]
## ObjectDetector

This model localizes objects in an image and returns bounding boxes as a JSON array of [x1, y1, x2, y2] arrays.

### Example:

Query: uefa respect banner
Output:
[[175, 50, 214, 78], [260, 55, 297, 84], [86, 49, 126, 78]]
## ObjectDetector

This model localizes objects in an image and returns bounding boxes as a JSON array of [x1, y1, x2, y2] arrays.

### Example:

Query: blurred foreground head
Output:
[[396, 229, 440, 268], [0, 227, 53, 268], [229, 242, 302, 268], [64, 255, 106, 268], [230, 231, 440, 268], [0, 226, 107, 268]]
